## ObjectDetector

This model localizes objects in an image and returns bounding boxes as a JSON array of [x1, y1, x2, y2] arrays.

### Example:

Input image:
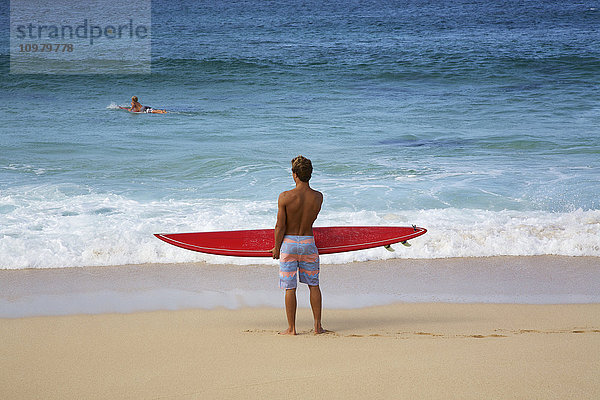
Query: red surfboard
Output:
[[154, 226, 427, 257]]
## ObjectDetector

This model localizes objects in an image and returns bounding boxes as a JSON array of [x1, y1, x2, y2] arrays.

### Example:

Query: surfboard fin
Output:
[[384, 244, 395, 252], [401, 241, 411, 247]]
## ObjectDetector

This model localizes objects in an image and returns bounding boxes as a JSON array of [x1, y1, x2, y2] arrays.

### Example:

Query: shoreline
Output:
[[1, 255, 599, 318], [4, 253, 599, 272], [2, 303, 599, 399]]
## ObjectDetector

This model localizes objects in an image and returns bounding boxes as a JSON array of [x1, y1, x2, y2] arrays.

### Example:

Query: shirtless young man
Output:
[[271, 155, 326, 335]]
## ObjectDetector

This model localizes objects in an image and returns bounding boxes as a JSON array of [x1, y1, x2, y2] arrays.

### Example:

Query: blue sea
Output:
[[1, 0, 599, 269]]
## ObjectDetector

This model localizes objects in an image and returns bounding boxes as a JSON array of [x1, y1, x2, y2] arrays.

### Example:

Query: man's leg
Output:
[[280, 288, 297, 335], [309, 285, 325, 334]]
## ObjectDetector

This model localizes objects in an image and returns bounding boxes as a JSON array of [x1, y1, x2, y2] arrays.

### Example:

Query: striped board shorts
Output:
[[279, 235, 320, 289]]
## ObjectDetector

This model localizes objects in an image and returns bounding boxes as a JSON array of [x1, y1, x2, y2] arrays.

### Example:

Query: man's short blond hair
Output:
[[291, 155, 312, 182]]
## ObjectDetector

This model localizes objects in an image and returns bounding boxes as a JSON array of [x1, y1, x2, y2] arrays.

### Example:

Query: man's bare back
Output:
[[282, 186, 322, 235], [271, 179, 322, 258]]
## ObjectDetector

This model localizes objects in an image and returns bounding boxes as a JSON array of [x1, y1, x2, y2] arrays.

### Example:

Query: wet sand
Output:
[[2, 256, 599, 318]]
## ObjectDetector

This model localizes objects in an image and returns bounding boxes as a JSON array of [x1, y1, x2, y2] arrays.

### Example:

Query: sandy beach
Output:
[[1, 302, 599, 399], [2, 256, 599, 398]]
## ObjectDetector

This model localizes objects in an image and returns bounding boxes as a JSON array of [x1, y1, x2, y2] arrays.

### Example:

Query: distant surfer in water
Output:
[[271, 155, 327, 335], [123, 96, 167, 113]]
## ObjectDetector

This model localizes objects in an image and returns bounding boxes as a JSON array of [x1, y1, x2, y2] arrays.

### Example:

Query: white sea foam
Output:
[[0, 185, 599, 269], [106, 102, 123, 110], [1, 163, 47, 176]]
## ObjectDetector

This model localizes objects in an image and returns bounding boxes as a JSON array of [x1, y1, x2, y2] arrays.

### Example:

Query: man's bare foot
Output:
[[279, 328, 297, 335], [313, 327, 332, 335]]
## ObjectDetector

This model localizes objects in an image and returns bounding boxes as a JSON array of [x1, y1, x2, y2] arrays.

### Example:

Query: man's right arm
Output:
[[271, 192, 287, 259]]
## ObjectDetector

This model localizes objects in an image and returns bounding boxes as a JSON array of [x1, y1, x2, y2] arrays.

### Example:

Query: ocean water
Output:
[[1, 0, 599, 269]]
